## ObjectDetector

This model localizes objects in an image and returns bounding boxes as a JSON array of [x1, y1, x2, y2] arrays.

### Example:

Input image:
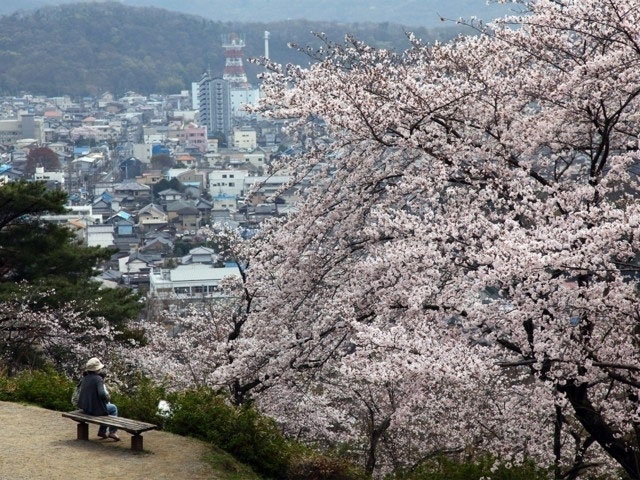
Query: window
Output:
[[193, 286, 204, 294], [228, 182, 235, 187], [207, 285, 218, 293], [222, 174, 227, 178], [229, 174, 234, 178], [174, 287, 189, 294]]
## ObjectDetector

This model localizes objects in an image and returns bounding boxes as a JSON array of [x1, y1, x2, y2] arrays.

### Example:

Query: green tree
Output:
[[0, 181, 142, 334]]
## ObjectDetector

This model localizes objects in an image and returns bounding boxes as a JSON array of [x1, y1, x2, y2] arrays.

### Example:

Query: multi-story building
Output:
[[198, 72, 231, 139], [233, 127, 257, 150], [0, 114, 44, 144], [209, 169, 248, 197], [230, 87, 260, 118]]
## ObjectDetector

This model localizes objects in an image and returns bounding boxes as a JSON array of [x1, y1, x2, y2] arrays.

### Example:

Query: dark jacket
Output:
[[78, 372, 109, 416]]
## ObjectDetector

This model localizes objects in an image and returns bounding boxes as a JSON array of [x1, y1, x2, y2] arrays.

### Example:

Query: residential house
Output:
[[114, 181, 151, 199], [105, 210, 135, 236], [212, 193, 237, 212], [196, 198, 213, 222], [91, 192, 115, 219], [118, 251, 161, 287], [140, 236, 174, 256], [136, 170, 164, 186], [166, 200, 200, 232], [119, 157, 144, 180], [157, 188, 182, 203], [137, 203, 168, 232], [176, 169, 206, 190], [175, 153, 196, 167], [181, 246, 218, 265]]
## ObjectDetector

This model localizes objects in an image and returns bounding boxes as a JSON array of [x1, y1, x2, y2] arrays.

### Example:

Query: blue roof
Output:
[[0, 164, 11, 174], [116, 211, 133, 220], [101, 191, 113, 202], [74, 146, 90, 155], [213, 193, 236, 200]]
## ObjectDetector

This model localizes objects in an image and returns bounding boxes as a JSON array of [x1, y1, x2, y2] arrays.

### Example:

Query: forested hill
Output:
[[0, 2, 465, 97]]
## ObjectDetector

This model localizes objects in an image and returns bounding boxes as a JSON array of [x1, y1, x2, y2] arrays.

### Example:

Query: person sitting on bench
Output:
[[77, 357, 120, 441]]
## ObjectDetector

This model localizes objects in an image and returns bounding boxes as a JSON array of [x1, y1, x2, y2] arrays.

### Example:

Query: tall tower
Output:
[[264, 31, 270, 60], [198, 71, 231, 138], [222, 33, 248, 87]]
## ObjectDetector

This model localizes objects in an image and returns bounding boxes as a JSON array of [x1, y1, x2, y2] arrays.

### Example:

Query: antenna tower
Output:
[[222, 33, 249, 87]]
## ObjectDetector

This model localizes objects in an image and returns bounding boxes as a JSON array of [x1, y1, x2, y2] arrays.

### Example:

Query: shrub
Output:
[[111, 374, 166, 425], [396, 455, 548, 480], [287, 451, 367, 480], [1, 368, 75, 411], [223, 405, 291, 477], [165, 388, 291, 478]]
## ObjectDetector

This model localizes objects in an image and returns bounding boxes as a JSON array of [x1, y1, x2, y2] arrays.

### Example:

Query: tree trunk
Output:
[[365, 416, 391, 475], [559, 382, 640, 479]]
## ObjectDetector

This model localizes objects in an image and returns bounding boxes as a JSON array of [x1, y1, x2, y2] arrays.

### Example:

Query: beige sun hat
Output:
[[85, 357, 105, 372]]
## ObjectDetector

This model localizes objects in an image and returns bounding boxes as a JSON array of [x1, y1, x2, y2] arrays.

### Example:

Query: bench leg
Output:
[[131, 434, 143, 452], [77, 422, 89, 441]]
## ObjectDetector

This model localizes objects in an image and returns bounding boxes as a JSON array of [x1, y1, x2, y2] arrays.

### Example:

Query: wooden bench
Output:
[[62, 410, 158, 451]]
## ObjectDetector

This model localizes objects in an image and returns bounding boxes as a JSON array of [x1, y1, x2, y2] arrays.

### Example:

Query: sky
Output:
[[0, 0, 514, 27]]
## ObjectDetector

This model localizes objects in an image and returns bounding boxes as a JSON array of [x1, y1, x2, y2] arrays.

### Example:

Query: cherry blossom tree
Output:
[[230, 0, 640, 477], [0, 288, 117, 375], [135, 1, 640, 476]]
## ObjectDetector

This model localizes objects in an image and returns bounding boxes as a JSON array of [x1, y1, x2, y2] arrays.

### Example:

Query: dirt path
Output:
[[0, 401, 215, 480]]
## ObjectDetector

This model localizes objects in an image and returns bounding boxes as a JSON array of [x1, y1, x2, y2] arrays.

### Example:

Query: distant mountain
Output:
[[0, 2, 467, 96], [0, 0, 514, 28]]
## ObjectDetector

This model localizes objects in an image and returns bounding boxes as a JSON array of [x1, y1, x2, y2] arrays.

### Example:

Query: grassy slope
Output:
[[206, 447, 263, 480]]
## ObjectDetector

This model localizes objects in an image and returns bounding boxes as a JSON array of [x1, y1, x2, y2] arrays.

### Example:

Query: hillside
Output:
[[0, 2, 466, 96], [0, 400, 260, 480], [1, 0, 514, 28]]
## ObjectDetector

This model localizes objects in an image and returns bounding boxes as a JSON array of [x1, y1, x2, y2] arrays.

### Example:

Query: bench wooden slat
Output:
[[62, 411, 157, 434], [62, 412, 156, 431], [62, 416, 156, 434]]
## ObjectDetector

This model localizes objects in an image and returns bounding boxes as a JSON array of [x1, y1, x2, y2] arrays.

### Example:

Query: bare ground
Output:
[[0, 401, 215, 480]]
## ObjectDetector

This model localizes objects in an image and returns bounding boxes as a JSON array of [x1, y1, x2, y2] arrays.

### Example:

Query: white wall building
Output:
[[191, 82, 199, 110], [233, 127, 257, 150], [86, 224, 115, 247], [209, 169, 248, 197], [149, 264, 240, 299], [230, 87, 260, 117], [132, 143, 152, 164], [34, 166, 65, 185]]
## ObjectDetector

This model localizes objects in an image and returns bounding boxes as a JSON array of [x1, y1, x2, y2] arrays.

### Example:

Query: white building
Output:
[[209, 169, 248, 197], [34, 166, 65, 185], [230, 87, 260, 118], [243, 175, 293, 197], [132, 143, 152, 164], [41, 205, 101, 225], [233, 127, 257, 150], [86, 224, 115, 247], [149, 264, 240, 299], [191, 82, 199, 110], [0, 114, 44, 144]]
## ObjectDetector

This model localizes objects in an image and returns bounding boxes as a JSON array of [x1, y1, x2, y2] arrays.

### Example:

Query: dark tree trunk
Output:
[[553, 405, 563, 480], [365, 416, 391, 475], [559, 382, 640, 479]]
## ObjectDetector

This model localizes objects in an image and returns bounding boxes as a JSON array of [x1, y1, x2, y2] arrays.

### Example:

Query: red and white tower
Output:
[[222, 33, 249, 87]]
